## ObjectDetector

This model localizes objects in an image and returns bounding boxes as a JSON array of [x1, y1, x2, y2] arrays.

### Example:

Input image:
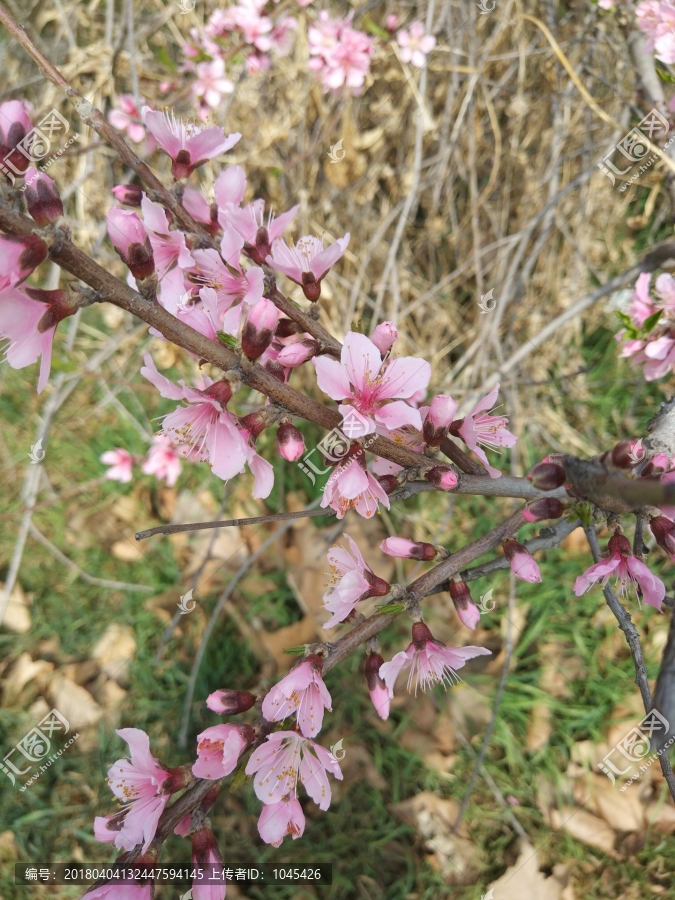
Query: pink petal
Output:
[[313, 355, 353, 400], [374, 400, 423, 431], [340, 332, 382, 393]]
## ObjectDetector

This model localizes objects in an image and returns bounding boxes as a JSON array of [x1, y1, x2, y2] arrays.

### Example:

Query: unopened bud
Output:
[[206, 689, 256, 715], [365, 652, 390, 720], [111, 183, 144, 207], [448, 580, 480, 629], [411, 621, 435, 647], [276, 338, 320, 368], [239, 411, 267, 440], [377, 475, 399, 495], [202, 380, 233, 409], [426, 465, 458, 491], [380, 536, 436, 560], [503, 539, 541, 583], [521, 497, 565, 522], [611, 438, 646, 469], [370, 321, 398, 354], [423, 395, 459, 446], [275, 318, 298, 338], [527, 461, 566, 490], [107, 207, 155, 279], [192, 827, 223, 868], [650, 516, 675, 559], [276, 423, 305, 461], [264, 359, 287, 382], [241, 297, 278, 360], [24, 288, 77, 333], [25, 168, 64, 226]]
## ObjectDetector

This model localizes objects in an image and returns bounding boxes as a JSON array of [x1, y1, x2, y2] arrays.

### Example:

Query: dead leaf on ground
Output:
[[258, 615, 318, 673], [550, 805, 620, 858], [0, 831, 20, 861], [90, 624, 136, 686], [447, 684, 492, 739], [393, 792, 477, 883], [526, 703, 552, 751], [486, 840, 567, 899], [47, 673, 103, 731], [0, 581, 31, 633], [2, 653, 54, 705], [572, 773, 645, 832]]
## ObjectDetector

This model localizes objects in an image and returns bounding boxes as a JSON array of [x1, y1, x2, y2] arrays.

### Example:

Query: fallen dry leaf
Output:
[[0, 581, 31, 633], [447, 684, 492, 739], [91, 624, 136, 686], [644, 799, 675, 833], [0, 830, 20, 861], [110, 539, 144, 562], [572, 773, 645, 832], [258, 615, 318, 673], [486, 840, 566, 900], [550, 805, 620, 858], [47, 673, 103, 730], [526, 703, 552, 751], [2, 653, 54, 705], [393, 792, 477, 883]]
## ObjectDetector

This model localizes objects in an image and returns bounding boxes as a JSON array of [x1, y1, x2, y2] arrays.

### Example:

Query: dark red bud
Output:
[[239, 411, 267, 440], [172, 150, 193, 180], [448, 579, 472, 608], [208, 689, 256, 715], [253, 226, 271, 264], [448, 417, 464, 437], [264, 359, 286, 382], [409, 542, 437, 561], [363, 571, 390, 597], [203, 380, 233, 408], [377, 475, 399, 495], [275, 318, 297, 338], [611, 439, 646, 469], [301, 271, 321, 302], [411, 621, 434, 648], [125, 237, 155, 280], [112, 183, 144, 207], [423, 419, 448, 447], [365, 652, 386, 692], [25, 175, 64, 226], [522, 497, 565, 522], [651, 516, 675, 557], [191, 827, 222, 867], [527, 461, 567, 490], [303, 653, 324, 672], [503, 539, 526, 561], [426, 465, 458, 491], [608, 532, 632, 557]]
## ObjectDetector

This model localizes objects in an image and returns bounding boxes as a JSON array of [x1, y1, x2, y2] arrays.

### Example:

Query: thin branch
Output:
[[584, 525, 675, 803], [29, 523, 154, 592], [136, 507, 330, 541]]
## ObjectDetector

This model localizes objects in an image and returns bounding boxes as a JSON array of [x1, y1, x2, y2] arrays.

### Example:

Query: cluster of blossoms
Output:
[[615, 272, 675, 380], [636, 0, 675, 66], [100, 436, 182, 487], [171, 5, 435, 109]]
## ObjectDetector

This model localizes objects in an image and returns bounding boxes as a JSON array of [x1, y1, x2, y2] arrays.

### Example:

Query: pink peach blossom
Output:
[[365, 651, 390, 720], [573, 532, 665, 610], [141, 435, 182, 486], [142, 107, 240, 178], [101, 448, 134, 483], [323, 533, 390, 627], [322, 451, 391, 519], [0, 99, 32, 177], [397, 22, 436, 68], [192, 723, 253, 779], [140, 197, 194, 278], [245, 731, 343, 809], [267, 233, 350, 301], [379, 622, 491, 697], [454, 383, 516, 478], [220, 199, 299, 266], [258, 796, 305, 846], [313, 331, 431, 438], [262, 655, 332, 737], [370, 321, 398, 354], [108, 95, 147, 144]]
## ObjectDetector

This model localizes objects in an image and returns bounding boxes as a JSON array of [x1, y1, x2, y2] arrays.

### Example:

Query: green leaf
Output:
[[657, 67, 675, 84], [615, 311, 638, 339], [571, 501, 594, 528], [376, 601, 406, 615], [282, 645, 307, 655], [642, 309, 663, 333], [362, 14, 389, 40], [229, 762, 250, 793], [216, 331, 239, 349], [154, 45, 177, 73]]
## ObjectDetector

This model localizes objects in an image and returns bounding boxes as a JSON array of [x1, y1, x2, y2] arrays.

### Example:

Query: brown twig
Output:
[[136, 507, 330, 540], [584, 525, 675, 803]]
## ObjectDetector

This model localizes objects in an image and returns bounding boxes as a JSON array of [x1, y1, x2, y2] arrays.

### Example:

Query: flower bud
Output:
[[521, 497, 565, 522], [239, 411, 267, 440], [202, 379, 233, 409], [641, 453, 671, 476], [363, 569, 391, 597], [112, 183, 144, 207], [275, 318, 297, 339], [24, 288, 77, 333], [611, 438, 646, 469], [527, 461, 566, 490], [264, 359, 287, 382], [650, 516, 675, 559], [377, 474, 399, 495], [241, 297, 279, 360], [276, 338, 320, 368], [426, 465, 458, 491], [276, 423, 305, 461], [0, 233, 48, 281], [365, 652, 389, 720], [448, 580, 480, 629], [423, 395, 459, 446], [503, 539, 541, 583], [191, 826, 223, 870], [24, 168, 64, 226], [411, 621, 435, 647], [206, 689, 256, 715], [371, 321, 398, 354], [107, 207, 155, 279], [380, 536, 436, 560]]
